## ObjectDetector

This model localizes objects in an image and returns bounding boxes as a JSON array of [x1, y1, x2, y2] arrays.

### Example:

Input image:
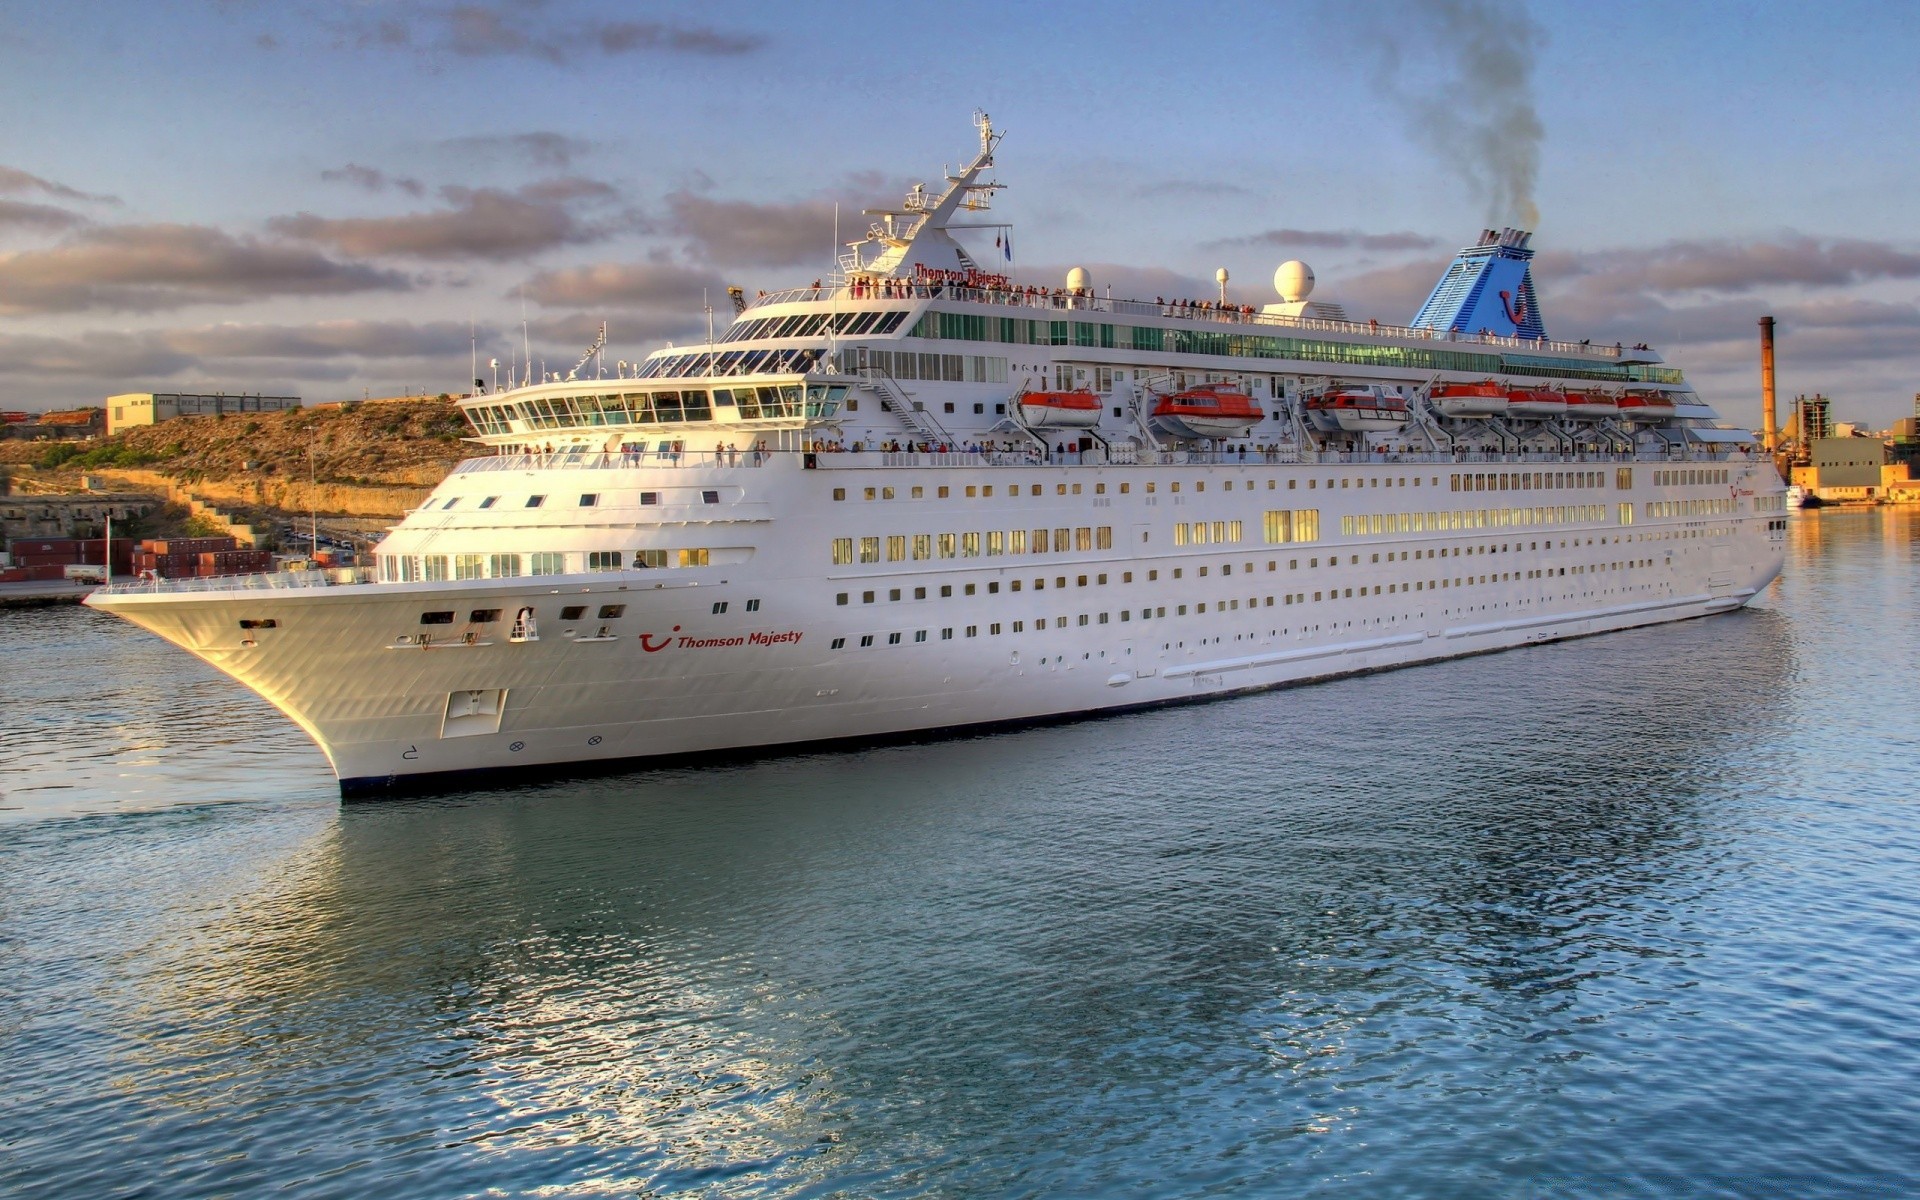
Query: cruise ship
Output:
[[89, 115, 1788, 796]]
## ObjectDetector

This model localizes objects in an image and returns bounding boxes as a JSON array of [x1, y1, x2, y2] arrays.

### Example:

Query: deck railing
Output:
[[94, 567, 376, 597], [443, 443, 1762, 475], [745, 281, 1631, 360]]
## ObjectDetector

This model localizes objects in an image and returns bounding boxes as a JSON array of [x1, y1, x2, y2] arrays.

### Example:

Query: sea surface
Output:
[[2, 509, 1916, 1198]]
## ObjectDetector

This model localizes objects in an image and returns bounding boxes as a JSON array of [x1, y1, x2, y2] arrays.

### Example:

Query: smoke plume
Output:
[[1374, 0, 1545, 229]]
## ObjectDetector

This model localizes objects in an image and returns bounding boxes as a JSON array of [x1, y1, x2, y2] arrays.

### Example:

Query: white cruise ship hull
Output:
[[91, 455, 1786, 796]]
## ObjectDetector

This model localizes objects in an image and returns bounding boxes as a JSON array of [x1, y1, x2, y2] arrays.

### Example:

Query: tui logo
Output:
[[1498, 288, 1529, 326], [639, 626, 681, 653]]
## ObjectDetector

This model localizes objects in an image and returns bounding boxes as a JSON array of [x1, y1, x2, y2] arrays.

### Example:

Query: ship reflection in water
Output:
[[2, 510, 1918, 1197]]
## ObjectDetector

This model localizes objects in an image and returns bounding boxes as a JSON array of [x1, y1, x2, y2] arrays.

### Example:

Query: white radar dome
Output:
[[1066, 266, 1090, 291], [1275, 260, 1316, 302]]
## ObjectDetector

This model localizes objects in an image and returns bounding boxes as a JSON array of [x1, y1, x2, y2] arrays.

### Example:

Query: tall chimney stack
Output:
[[1759, 316, 1778, 455]]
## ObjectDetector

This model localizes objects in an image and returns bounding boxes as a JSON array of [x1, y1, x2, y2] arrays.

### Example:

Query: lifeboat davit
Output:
[[1506, 388, 1569, 418], [1302, 384, 1409, 433], [1617, 388, 1677, 420], [1430, 379, 1508, 417], [1562, 389, 1619, 419], [1016, 389, 1102, 429], [1148, 384, 1264, 440]]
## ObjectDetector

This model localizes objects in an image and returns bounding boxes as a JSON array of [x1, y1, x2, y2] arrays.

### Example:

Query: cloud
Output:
[[1208, 228, 1441, 254], [1546, 236, 1920, 299], [665, 191, 839, 268], [439, 131, 592, 170], [0, 224, 412, 315], [322, 163, 425, 197], [0, 197, 89, 233], [1134, 180, 1259, 201], [163, 319, 483, 360], [269, 179, 636, 261], [350, 5, 764, 65], [522, 261, 718, 309], [0, 164, 117, 205]]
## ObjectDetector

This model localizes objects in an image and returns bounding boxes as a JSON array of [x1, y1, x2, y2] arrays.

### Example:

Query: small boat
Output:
[[1430, 379, 1509, 418], [1617, 388, 1677, 420], [1786, 484, 1807, 509], [1148, 385, 1264, 440], [1562, 389, 1619, 419], [1016, 389, 1102, 429], [1302, 384, 1409, 433], [1506, 388, 1569, 419]]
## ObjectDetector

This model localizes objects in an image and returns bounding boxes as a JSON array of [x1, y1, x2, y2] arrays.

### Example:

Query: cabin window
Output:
[[587, 551, 622, 571], [579, 494, 598, 507], [478, 496, 498, 509], [526, 495, 545, 507], [420, 611, 455, 625]]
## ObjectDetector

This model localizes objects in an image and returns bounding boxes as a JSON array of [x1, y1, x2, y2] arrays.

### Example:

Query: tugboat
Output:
[[1303, 384, 1409, 433], [1016, 389, 1102, 429], [1147, 384, 1264, 440]]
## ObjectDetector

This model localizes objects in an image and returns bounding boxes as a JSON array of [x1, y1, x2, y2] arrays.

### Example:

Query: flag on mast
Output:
[[1004, 230, 1013, 262]]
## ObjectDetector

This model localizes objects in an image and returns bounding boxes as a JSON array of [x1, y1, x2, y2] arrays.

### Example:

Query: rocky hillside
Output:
[[2, 397, 470, 486]]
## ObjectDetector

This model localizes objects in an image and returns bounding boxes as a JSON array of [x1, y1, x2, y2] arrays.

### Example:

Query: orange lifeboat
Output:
[[1617, 388, 1677, 420], [1016, 389, 1102, 429], [1430, 379, 1509, 417], [1147, 385, 1264, 440], [1506, 388, 1569, 418], [1563, 389, 1619, 419], [1302, 384, 1409, 433]]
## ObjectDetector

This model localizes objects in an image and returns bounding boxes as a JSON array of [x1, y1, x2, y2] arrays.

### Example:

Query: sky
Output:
[[1, 0, 1917, 429]]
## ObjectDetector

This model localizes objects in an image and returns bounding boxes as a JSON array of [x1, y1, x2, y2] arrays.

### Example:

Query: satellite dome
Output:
[[1066, 266, 1090, 291], [1275, 260, 1315, 302]]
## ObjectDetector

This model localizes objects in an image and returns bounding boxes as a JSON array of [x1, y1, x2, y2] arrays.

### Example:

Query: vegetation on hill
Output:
[[4, 396, 470, 485]]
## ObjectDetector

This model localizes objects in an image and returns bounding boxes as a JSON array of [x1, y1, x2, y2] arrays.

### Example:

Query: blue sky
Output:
[[2, 0, 1917, 427]]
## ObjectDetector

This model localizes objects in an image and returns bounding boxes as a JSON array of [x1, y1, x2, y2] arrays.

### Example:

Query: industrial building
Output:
[[106, 392, 300, 436], [1790, 436, 1911, 503]]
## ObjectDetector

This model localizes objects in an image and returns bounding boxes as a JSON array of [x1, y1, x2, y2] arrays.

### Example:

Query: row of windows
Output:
[[437, 490, 717, 512], [382, 548, 711, 582], [1339, 505, 1613, 537], [1450, 469, 1617, 492], [831, 526, 1115, 565], [1173, 520, 1245, 547], [822, 554, 1668, 648], [717, 309, 910, 344], [1261, 510, 1322, 544], [465, 385, 847, 434], [1654, 468, 1729, 487], [863, 349, 1007, 384], [1648, 498, 1736, 518], [835, 477, 1348, 502], [907, 311, 1686, 385]]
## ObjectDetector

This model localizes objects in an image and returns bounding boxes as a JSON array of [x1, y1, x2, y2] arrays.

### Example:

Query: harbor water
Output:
[[2, 509, 1916, 1197]]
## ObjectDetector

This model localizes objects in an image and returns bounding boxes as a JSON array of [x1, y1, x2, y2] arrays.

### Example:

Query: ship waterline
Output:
[[87, 116, 1786, 794]]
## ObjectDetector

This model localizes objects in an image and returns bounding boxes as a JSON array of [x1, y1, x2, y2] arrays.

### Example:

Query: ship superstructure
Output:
[[89, 116, 1786, 795]]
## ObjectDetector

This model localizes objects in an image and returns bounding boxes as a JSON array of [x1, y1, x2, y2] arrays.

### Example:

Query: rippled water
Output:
[[3, 510, 1917, 1197]]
